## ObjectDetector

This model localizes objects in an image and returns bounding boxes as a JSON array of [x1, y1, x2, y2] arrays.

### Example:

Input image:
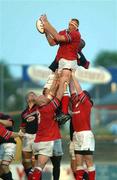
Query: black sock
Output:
[[50, 156, 62, 180], [83, 171, 89, 180], [0, 171, 13, 180]]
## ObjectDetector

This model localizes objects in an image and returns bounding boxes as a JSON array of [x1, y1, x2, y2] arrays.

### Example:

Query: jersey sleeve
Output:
[[78, 91, 87, 103], [0, 114, 14, 124], [70, 30, 80, 42], [71, 91, 88, 104], [59, 30, 71, 43], [71, 92, 77, 102], [0, 124, 12, 140], [47, 97, 60, 112]]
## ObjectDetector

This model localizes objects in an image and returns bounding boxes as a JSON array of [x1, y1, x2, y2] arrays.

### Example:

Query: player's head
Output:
[[36, 95, 51, 106], [83, 90, 93, 106], [69, 18, 79, 31], [26, 91, 37, 104]]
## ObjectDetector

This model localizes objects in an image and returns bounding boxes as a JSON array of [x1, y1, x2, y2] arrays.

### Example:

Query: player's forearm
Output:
[[40, 15, 60, 42], [45, 32, 57, 46], [72, 74, 82, 94], [41, 15, 65, 42], [11, 130, 24, 139], [43, 20, 59, 41], [10, 132, 19, 138], [49, 72, 59, 96], [69, 80, 76, 95], [0, 120, 12, 127], [56, 78, 67, 101]]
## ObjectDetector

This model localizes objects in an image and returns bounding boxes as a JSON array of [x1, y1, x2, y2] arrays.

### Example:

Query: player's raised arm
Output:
[[40, 15, 66, 42], [72, 71, 82, 94], [45, 31, 57, 46]]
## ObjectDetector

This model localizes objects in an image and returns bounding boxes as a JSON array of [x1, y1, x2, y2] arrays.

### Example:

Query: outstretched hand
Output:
[[18, 130, 25, 138], [40, 14, 48, 24]]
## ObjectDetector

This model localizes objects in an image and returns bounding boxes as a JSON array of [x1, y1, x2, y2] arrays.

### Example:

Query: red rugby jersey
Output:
[[71, 91, 92, 132], [0, 124, 12, 141], [34, 97, 61, 142], [56, 29, 81, 61], [0, 112, 15, 144]]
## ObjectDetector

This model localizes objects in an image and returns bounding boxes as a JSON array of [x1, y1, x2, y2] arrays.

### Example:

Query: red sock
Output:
[[61, 95, 69, 114], [75, 169, 84, 180], [32, 168, 42, 180], [88, 170, 96, 180]]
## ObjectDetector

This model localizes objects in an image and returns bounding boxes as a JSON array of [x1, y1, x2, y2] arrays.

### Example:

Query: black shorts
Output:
[[75, 149, 93, 155]]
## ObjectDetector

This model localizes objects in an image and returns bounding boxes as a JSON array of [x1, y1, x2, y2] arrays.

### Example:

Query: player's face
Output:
[[37, 95, 50, 106], [27, 92, 37, 103], [68, 20, 78, 31]]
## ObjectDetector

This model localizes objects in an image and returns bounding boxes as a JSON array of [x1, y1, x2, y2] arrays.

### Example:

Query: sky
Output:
[[0, 0, 117, 83]]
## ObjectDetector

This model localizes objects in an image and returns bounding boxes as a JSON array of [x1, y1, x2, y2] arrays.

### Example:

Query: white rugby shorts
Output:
[[0, 143, 16, 165], [22, 133, 36, 152], [58, 58, 77, 70], [73, 131, 95, 151], [32, 139, 63, 157]]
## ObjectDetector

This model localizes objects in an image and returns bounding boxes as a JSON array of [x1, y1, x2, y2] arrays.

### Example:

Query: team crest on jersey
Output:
[[26, 116, 35, 122]]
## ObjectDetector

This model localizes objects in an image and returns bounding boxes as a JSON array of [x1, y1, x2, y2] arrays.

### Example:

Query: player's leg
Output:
[[84, 154, 95, 180], [69, 141, 77, 178], [58, 59, 76, 117], [22, 151, 33, 177], [22, 133, 36, 177], [50, 139, 63, 180], [73, 132, 89, 180], [50, 156, 62, 180], [44, 58, 58, 92], [75, 153, 85, 180], [61, 69, 71, 114], [74, 131, 95, 180], [30, 141, 54, 180], [0, 143, 16, 180], [83, 131, 95, 180], [31, 154, 49, 180]]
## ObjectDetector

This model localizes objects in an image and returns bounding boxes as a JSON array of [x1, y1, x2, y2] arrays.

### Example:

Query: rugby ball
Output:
[[36, 19, 44, 34]]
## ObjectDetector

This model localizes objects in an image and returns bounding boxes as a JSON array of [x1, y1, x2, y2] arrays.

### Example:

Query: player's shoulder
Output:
[[71, 29, 81, 37], [59, 29, 66, 34], [21, 107, 28, 116]]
